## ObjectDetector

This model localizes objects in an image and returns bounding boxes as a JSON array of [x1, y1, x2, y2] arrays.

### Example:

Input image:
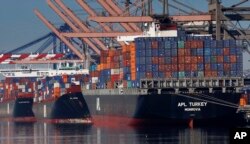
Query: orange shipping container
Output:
[[230, 55, 237, 63], [131, 72, 136, 80]]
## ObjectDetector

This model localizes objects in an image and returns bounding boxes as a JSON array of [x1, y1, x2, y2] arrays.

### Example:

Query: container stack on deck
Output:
[[88, 31, 243, 90], [0, 74, 89, 102]]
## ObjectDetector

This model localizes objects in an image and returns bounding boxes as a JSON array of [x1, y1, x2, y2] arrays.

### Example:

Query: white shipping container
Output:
[[111, 69, 120, 75], [54, 83, 60, 88], [18, 85, 25, 89], [86, 84, 90, 90], [28, 88, 32, 92], [92, 77, 99, 83], [38, 85, 42, 89], [73, 81, 80, 85], [22, 88, 25, 92], [65, 83, 70, 88], [119, 68, 123, 73]]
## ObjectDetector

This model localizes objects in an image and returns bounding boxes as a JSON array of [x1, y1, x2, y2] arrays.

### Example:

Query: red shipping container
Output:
[[165, 72, 172, 78], [152, 57, 158, 64], [223, 48, 230, 55], [185, 41, 191, 48], [197, 56, 203, 63], [111, 74, 120, 82], [185, 56, 191, 64], [191, 56, 198, 63], [178, 49, 185, 56], [165, 65, 172, 72], [172, 65, 178, 71], [190, 40, 198, 48], [158, 57, 165, 65], [123, 60, 131, 67], [197, 41, 203, 48], [178, 56, 184, 64], [217, 56, 224, 63], [211, 71, 218, 77], [224, 63, 230, 70], [178, 64, 185, 71], [191, 64, 197, 71], [185, 64, 191, 71], [205, 64, 211, 70], [205, 71, 212, 77], [171, 57, 178, 64], [146, 72, 152, 78], [184, 49, 191, 56], [151, 41, 158, 48], [159, 65, 165, 71]]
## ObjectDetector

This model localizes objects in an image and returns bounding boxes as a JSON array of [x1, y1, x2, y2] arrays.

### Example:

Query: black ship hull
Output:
[[33, 92, 92, 123], [0, 98, 35, 122], [83, 92, 245, 126]]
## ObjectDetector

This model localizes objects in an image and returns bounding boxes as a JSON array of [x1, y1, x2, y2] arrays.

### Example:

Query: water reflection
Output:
[[0, 122, 234, 144]]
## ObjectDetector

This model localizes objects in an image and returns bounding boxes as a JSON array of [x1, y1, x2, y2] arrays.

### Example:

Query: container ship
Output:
[[0, 77, 35, 122], [0, 64, 92, 123], [82, 22, 250, 126]]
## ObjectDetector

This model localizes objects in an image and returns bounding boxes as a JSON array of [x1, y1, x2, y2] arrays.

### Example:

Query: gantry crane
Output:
[[2, 0, 250, 66]]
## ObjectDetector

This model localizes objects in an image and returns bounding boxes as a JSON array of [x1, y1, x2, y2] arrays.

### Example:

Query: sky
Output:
[[0, 0, 249, 69]]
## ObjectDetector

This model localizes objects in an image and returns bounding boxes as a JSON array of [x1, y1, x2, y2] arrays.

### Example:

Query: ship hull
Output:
[[33, 92, 92, 124], [83, 93, 245, 126], [0, 98, 35, 122]]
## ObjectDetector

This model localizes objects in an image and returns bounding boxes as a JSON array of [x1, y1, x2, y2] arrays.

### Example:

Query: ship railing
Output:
[[82, 88, 141, 95], [140, 77, 244, 89]]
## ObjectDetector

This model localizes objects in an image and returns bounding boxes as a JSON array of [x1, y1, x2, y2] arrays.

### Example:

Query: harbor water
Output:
[[0, 121, 241, 144]]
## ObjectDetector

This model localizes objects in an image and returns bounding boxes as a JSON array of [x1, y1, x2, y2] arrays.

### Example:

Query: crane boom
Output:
[[34, 9, 85, 60], [47, 0, 101, 55], [54, 0, 107, 50]]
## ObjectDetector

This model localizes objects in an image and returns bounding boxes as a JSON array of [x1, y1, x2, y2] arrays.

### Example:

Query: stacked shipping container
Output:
[[88, 32, 243, 89], [0, 74, 88, 102]]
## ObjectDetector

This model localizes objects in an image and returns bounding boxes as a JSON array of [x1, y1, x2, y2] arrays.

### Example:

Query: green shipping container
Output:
[[178, 41, 185, 49], [127, 81, 132, 88]]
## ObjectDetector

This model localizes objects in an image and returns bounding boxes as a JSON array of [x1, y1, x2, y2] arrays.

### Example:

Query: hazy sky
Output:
[[0, 0, 249, 69]]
